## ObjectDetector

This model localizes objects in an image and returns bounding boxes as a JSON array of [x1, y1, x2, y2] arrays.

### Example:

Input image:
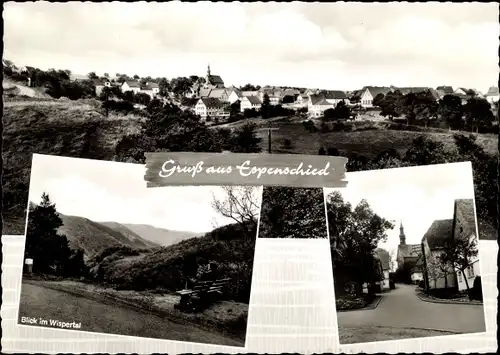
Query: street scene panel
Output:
[[18, 154, 262, 347], [325, 162, 486, 345]]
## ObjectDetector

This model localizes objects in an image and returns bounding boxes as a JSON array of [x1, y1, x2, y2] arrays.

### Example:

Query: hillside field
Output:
[[3, 97, 498, 236], [3, 97, 143, 234], [258, 121, 498, 157]]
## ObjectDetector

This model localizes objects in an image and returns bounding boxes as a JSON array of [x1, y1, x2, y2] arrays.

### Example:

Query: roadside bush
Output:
[[418, 280, 425, 289], [470, 276, 483, 301]]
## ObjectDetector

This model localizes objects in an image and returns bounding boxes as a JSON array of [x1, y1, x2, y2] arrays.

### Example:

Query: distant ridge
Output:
[[121, 223, 203, 247]]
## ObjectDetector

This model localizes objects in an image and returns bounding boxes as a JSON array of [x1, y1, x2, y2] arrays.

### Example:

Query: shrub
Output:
[[418, 280, 425, 289]]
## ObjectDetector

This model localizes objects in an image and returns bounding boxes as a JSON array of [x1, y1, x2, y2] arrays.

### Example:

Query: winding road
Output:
[[337, 284, 486, 344], [18, 283, 244, 347]]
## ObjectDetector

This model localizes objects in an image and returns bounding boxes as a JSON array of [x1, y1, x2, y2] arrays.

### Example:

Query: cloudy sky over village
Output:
[[324, 162, 476, 267], [3, 2, 498, 91], [27, 155, 257, 233]]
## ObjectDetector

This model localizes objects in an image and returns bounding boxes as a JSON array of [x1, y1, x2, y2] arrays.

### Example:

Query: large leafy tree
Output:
[[326, 191, 394, 294], [229, 122, 262, 153], [259, 187, 327, 239], [438, 94, 464, 129], [463, 97, 494, 132]]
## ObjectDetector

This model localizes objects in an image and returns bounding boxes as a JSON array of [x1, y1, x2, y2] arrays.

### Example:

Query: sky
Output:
[[324, 162, 476, 269], [3, 2, 498, 91], [27, 154, 262, 233]]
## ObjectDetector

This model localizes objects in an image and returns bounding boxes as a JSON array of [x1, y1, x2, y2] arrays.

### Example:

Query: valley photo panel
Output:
[[325, 162, 486, 345], [18, 154, 263, 347]]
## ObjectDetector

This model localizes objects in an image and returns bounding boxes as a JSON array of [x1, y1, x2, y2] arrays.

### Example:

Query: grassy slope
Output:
[[2, 98, 143, 234], [58, 214, 155, 257], [261, 122, 498, 158], [99, 222, 160, 248]]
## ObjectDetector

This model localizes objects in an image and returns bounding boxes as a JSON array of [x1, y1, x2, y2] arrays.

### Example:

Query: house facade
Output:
[[452, 199, 480, 292], [421, 219, 457, 290], [121, 80, 142, 94], [227, 88, 243, 104], [93, 79, 111, 96], [240, 96, 262, 112], [308, 95, 334, 117], [194, 97, 227, 121], [375, 248, 391, 291], [140, 82, 160, 98], [358, 86, 391, 108]]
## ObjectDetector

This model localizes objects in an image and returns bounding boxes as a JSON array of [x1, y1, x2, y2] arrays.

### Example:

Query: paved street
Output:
[[337, 284, 486, 343]]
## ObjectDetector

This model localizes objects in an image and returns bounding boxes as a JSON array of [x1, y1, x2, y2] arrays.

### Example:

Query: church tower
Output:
[[399, 220, 406, 245], [204, 63, 212, 89]]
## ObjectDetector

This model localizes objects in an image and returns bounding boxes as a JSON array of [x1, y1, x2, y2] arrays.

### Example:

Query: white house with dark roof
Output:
[[240, 95, 262, 112], [92, 79, 111, 96], [195, 97, 227, 121], [308, 95, 335, 117], [226, 87, 243, 104], [421, 219, 457, 290], [208, 88, 229, 102], [436, 86, 454, 95], [359, 86, 392, 108], [375, 248, 391, 291], [140, 82, 160, 98], [121, 80, 142, 94], [322, 90, 348, 106]]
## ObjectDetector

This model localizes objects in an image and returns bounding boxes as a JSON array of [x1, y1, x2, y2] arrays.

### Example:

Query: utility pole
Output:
[[268, 124, 272, 153]]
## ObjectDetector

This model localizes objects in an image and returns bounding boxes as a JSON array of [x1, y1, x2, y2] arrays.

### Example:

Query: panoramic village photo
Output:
[[258, 187, 328, 239], [325, 162, 486, 344], [2, 2, 498, 252], [17, 154, 262, 346]]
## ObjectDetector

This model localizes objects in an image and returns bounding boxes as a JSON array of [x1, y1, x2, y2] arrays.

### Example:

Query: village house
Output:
[[194, 97, 228, 121], [322, 90, 348, 106], [436, 86, 454, 95], [375, 248, 391, 291], [410, 257, 424, 284], [240, 95, 262, 113], [121, 80, 142, 95], [226, 87, 243, 104], [485, 86, 499, 104], [396, 221, 422, 272], [296, 94, 310, 106], [421, 219, 457, 290], [92, 79, 111, 96], [208, 88, 229, 102], [140, 82, 160, 98], [358, 86, 392, 108], [308, 95, 334, 117], [452, 199, 480, 292]]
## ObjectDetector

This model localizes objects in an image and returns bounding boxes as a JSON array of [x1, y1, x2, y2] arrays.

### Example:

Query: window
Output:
[[466, 266, 475, 278]]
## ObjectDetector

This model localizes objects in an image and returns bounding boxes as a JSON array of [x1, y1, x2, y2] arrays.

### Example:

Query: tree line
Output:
[[373, 90, 497, 133]]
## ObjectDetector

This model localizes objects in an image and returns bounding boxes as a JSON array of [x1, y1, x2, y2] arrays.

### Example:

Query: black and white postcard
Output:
[[17, 154, 262, 346], [325, 162, 487, 345]]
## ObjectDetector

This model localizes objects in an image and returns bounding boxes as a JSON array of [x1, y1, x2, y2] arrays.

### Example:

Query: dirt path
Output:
[[19, 282, 245, 347]]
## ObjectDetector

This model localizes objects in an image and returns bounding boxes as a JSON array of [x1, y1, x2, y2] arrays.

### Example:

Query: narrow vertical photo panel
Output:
[[258, 187, 328, 239], [325, 162, 487, 346], [17, 154, 262, 347]]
